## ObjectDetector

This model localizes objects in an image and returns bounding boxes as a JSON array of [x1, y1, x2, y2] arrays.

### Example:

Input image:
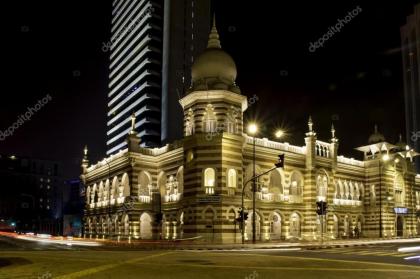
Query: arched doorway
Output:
[[140, 213, 153, 239], [123, 215, 130, 236], [270, 212, 282, 240], [246, 212, 261, 241], [333, 215, 339, 238], [290, 212, 301, 238], [396, 215, 404, 237], [343, 215, 350, 238]]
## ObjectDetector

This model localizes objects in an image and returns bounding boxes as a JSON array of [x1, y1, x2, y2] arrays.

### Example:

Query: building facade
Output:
[[106, 0, 211, 155], [84, 21, 420, 243], [401, 3, 420, 173], [0, 155, 63, 235]]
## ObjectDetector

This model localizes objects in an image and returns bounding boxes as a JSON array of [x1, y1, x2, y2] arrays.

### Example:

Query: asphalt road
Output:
[[1, 236, 420, 279]]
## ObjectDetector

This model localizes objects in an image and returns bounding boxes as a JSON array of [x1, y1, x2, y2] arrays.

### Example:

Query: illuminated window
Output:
[[227, 169, 237, 188], [316, 174, 328, 201], [394, 175, 404, 205], [203, 104, 217, 133], [204, 168, 215, 194]]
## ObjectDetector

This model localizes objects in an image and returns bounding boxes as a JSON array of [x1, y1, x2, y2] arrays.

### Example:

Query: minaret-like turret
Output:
[[81, 145, 89, 174], [126, 113, 141, 152], [330, 123, 339, 170], [305, 116, 317, 170]]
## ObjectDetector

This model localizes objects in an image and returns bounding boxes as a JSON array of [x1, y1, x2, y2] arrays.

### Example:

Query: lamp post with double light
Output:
[[247, 123, 258, 244]]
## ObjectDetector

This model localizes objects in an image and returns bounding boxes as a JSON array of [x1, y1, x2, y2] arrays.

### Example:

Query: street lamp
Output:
[[247, 123, 258, 244], [275, 129, 284, 139]]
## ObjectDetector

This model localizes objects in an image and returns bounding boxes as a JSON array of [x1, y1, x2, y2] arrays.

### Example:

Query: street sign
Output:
[[198, 196, 221, 203]]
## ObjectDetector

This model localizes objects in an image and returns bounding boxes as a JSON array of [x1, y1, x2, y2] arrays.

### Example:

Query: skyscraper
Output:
[[106, 0, 211, 155], [401, 4, 420, 173]]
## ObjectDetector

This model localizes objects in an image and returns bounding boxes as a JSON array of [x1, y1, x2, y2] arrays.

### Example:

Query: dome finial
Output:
[[207, 14, 221, 49]]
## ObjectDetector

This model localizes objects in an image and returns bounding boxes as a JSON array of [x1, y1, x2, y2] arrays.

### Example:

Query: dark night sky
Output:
[[1, 0, 419, 179]]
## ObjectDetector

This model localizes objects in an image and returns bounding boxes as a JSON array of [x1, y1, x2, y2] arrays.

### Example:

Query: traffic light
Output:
[[316, 201, 328, 215], [236, 210, 249, 223], [275, 154, 285, 168]]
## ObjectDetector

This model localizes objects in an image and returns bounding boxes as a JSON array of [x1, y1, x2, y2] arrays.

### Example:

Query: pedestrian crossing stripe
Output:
[[313, 249, 419, 258], [390, 253, 418, 258]]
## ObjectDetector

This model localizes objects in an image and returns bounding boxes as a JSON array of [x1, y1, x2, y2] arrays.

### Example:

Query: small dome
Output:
[[368, 125, 385, 144], [191, 48, 237, 84], [190, 16, 240, 93]]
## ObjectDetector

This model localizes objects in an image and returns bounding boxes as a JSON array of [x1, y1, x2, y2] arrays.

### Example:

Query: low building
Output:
[[0, 154, 63, 235], [82, 20, 420, 243]]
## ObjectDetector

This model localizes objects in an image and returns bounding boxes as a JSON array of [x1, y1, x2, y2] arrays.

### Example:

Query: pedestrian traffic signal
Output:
[[275, 154, 285, 168], [316, 201, 328, 215]]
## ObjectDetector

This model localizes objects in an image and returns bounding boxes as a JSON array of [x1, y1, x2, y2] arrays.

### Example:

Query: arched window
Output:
[[354, 183, 360, 201], [86, 186, 91, 204], [185, 108, 195, 136], [98, 182, 104, 205], [290, 212, 301, 238], [290, 171, 303, 196], [349, 182, 354, 200], [110, 177, 118, 202], [344, 181, 350, 200], [104, 180, 110, 204], [370, 185, 376, 206], [117, 174, 130, 204], [394, 174, 404, 206], [91, 184, 97, 205], [138, 171, 151, 197], [225, 106, 237, 134], [203, 104, 217, 133], [227, 169, 237, 188], [204, 168, 215, 194], [268, 169, 283, 194], [334, 181, 340, 200], [176, 167, 184, 197], [316, 174, 328, 201]]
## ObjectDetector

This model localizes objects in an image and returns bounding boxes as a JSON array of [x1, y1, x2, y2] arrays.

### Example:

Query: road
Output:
[[1, 236, 420, 279]]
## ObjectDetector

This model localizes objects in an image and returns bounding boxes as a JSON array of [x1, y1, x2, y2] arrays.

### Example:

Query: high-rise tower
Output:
[[106, 0, 211, 155], [401, 4, 420, 172]]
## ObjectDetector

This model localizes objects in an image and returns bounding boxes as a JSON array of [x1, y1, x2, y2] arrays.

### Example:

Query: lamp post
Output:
[[247, 123, 258, 244], [241, 125, 285, 244]]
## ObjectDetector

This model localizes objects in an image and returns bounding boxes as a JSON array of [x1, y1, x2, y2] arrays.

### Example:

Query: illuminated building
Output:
[[83, 20, 420, 242]]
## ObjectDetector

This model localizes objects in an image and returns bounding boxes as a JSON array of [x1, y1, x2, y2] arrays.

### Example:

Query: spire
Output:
[[207, 14, 221, 49], [81, 145, 89, 174], [83, 145, 88, 158], [368, 124, 385, 144], [308, 116, 313, 132], [331, 123, 336, 139], [129, 113, 136, 135]]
